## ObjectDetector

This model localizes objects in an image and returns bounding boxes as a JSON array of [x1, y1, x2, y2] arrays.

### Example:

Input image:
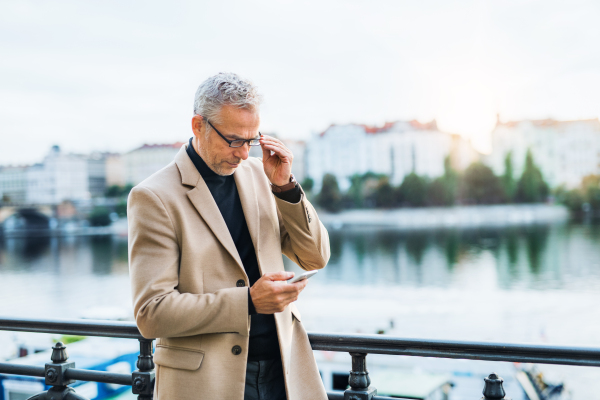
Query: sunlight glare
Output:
[[436, 70, 498, 154]]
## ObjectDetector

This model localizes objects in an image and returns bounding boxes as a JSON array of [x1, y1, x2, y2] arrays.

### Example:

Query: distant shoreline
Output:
[[318, 204, 569, 230], [1, 205, 570, 238]]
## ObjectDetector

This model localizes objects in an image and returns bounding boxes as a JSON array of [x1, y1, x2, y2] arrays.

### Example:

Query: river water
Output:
[[2, 221, 600, 399]]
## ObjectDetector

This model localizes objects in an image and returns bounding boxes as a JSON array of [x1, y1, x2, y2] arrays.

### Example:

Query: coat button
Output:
[[236, 279, 246, 287], [232, 345, 242, 355]]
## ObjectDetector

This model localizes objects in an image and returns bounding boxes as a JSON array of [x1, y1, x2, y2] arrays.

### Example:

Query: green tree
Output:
[[564, 190, 585, 212], [300, 177, 314, 192], [460, 162, 505, 204], [374, 177, 395, 208], [515, 150, 549, 203], [105, 184, 134, 198], [317, 174, 342, 212], [105, 185, 122, 197], [443, 156, 458, 183], [88, 206, 112, 227], [428, 177, 454, 206], [122, 184, 134, 197], [345, 174, 365, 208], [554, 185, 585, 213], [580, 175, 600, 210], [428, 156, 458, 206], [115, 200, 128, 217], [502, 152, 517, 202], [398, 173, 428, 207], [345, 172, 386, 208]]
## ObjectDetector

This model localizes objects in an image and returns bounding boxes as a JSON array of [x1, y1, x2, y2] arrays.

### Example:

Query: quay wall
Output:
[[318, 204, 570, 230]]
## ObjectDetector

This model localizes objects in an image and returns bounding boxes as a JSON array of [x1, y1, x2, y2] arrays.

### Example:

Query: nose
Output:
[[233, 142, 250, 160]]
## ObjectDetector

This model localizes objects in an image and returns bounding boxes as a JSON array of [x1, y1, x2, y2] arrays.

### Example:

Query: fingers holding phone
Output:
[[250, 271, 308, 314]]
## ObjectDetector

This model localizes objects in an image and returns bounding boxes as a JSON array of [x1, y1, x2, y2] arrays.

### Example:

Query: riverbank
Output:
[[318, 204, 569, 230], [0, 218, 129, 239]]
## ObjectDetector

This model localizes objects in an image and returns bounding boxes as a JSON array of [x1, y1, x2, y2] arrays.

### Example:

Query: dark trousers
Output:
[[244, 358, 287, 400]]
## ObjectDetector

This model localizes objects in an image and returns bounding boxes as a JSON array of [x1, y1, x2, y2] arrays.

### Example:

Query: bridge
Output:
[[0, 205, 54, 232]]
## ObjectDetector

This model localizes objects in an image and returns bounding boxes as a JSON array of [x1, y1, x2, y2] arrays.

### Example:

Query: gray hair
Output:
[[193, 72, 263, 123]]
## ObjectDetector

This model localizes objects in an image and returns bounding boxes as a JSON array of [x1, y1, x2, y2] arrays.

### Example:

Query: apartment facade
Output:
[[123, 143, 184, 185], [0, 166, 28, 205], [24, 146, 90, 205], [488, 118, 600, 188], [306, 120, 478, 190]]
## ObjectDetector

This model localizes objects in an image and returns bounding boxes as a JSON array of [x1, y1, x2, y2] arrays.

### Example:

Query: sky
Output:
[[1, 0, 599, 165]]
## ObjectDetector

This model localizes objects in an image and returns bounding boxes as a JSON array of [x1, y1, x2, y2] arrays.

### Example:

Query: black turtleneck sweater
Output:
[[186, 138, 300, 361]]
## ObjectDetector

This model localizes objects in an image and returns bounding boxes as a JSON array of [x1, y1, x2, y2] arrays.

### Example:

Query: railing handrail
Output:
[[3, 316, 600, 367], [0, 316, 143, 339]]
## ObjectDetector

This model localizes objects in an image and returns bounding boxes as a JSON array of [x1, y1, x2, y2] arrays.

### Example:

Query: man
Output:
[[127, 72, 330, 400]]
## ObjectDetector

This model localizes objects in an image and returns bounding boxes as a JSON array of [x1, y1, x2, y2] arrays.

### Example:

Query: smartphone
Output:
[[287, 270, 318, 284]]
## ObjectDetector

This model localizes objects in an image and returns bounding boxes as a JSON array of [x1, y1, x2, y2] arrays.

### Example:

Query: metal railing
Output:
[[2, 317, 599, 399]]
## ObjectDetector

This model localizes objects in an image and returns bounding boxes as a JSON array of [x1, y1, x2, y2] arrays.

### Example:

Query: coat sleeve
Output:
[[275, 185, 330, 271], [127, 186, 249, 339]]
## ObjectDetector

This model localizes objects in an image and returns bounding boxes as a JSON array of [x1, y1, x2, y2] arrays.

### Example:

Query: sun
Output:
[[435, 70, 498, 154]]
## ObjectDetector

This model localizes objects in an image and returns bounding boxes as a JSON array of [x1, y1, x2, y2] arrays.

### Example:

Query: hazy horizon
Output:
[[2, 0, 599, 164]]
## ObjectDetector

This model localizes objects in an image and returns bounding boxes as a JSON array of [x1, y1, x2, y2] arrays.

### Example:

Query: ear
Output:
[[191, 115, 205, 140]]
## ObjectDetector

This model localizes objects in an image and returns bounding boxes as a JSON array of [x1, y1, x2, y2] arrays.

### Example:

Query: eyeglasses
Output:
[[206, 119, 261, 148]]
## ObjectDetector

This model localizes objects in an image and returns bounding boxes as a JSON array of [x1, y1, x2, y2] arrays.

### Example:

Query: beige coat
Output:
[[127, 145, 330, 400]]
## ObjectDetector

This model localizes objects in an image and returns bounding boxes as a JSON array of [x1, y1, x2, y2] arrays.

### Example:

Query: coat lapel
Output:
[[174, 146, 246, 276]]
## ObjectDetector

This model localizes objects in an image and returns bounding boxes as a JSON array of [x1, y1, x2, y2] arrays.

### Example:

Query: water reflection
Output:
[[0, 235, 129, 276], [2, 222, 600, 292], [282, 222, 600, 292]]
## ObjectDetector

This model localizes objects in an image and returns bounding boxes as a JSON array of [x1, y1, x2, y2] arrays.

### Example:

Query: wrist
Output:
[[271, 174, 297, 193]]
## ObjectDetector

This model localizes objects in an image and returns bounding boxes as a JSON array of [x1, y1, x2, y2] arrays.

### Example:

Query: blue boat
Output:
[[0, 337, 139, 400]]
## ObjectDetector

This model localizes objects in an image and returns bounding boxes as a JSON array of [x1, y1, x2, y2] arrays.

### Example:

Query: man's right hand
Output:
[[250, 271, 308, 314]]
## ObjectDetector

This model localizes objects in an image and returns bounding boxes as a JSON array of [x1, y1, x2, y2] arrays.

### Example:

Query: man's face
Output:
[[192, 105, 261, 176]]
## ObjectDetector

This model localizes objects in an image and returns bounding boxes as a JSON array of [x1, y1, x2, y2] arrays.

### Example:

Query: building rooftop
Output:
[[495, 117, 600, 129], [319, 119, 438, 136], [129, 142, 186, 152]]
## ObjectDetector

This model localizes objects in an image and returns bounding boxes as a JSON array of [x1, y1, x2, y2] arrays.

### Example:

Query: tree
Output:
[[374, 177, 395, 208], [105, 185, 122, 197], [428, 156, 458, 206], [346, 174, 366, 208], [502, 152, 516, 202], [554, 185, 585, 213], [345, 172, 386, 208], [88, 206, 112, 227], [515, 150, 549, 203], [317, 174, 342, 212], [460, 162, 505, 204], [300, 177, 314, 193], [115, 200, 128, 217], [105, 184, 134, 198], [428, 177, 454, 206], [580, 174, 600, 210], [398, 173, 428, 207]]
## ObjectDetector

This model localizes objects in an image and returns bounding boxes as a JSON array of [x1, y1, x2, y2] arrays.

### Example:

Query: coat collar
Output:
[[174, 145, 261, 275]]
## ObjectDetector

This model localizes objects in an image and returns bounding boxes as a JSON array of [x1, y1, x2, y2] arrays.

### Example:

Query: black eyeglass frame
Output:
[[206, 119, 262, 148]]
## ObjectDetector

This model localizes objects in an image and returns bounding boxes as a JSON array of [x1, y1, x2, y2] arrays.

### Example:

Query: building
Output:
[[0, 166, 28, 205], [306, 120, 478, 190], [88, 153, 107, 198], [26, 146, 90, 205], [247, 135, 306, 183], [123, 143, 184, 185], [487, 118, 600, 188], [281, 139, 306, 183], [104, 153, 126, 187]]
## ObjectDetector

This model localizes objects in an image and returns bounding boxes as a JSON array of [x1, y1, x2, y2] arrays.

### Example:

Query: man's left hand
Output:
[[260, 135, 293, 186]]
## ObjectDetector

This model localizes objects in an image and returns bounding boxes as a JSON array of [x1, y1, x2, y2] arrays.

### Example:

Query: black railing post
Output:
[[481, 373, 509, 400], [344, 352, 377, 400], [26, 342, 89, 400], [132, 338, 155, 400]]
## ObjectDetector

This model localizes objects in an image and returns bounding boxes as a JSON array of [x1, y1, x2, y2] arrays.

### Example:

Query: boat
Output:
[[0, 337, 139, 400]]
